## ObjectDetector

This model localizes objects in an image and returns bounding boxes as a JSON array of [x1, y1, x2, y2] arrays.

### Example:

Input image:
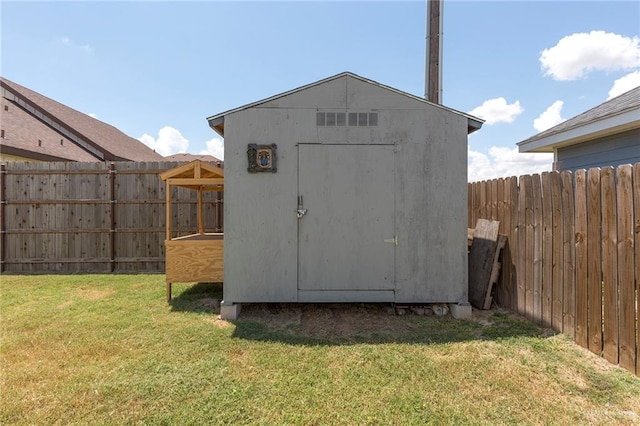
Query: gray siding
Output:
[[222, 74, 469, 304], [557, 129, 640, 171]]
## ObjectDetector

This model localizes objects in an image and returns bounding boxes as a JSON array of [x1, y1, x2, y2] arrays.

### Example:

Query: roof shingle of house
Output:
[[519, 86, 640, 146], [1, 77, 163, 162]]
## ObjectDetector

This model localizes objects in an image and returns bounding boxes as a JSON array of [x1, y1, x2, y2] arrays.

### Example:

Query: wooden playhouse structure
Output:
[[159, 160, 224, 301]]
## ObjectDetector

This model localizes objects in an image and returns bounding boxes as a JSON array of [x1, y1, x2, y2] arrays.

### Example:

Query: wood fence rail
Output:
[[469, 163, 639, 377], [0, 161, 223, 274]]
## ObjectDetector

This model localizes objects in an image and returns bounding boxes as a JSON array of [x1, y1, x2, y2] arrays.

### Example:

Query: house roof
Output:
[[1, 96, 98, 161], [1, 77, 163, 162], [518, 86, 640, 153], [207, 71, 484, 137]]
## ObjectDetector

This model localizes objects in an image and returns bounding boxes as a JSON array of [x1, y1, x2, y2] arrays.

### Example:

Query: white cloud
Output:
[[607, 70, 640, 99], [468, 145, 553, 182], [540, 31, 640, 81], [468, 97, 523, 125], [138, 126, 189, 156], [55, 36, 93, 54], [533, 100, 565, 132], [199, 137, 224, 160], [88, 113, 98, 119]]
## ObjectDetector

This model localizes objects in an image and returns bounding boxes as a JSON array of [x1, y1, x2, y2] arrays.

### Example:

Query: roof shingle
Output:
[[1, 77, 163, 161]]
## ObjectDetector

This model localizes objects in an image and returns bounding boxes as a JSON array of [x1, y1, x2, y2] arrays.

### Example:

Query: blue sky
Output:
[[2, 1, 639, 180]]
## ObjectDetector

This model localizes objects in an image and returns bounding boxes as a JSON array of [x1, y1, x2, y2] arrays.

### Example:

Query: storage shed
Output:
[[207, 72, 483, 319]]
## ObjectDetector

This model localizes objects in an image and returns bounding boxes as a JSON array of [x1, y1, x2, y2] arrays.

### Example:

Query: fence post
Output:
[[0, 164, 5, 273], [109, 162, 116, 272]]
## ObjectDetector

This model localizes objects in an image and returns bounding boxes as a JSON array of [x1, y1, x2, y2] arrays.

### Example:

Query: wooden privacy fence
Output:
[[469, 163, 639, 376], [0, 161, 223, 273]]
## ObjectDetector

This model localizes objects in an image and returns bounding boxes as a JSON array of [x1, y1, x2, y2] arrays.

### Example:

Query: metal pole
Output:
[[425, 0, 443, 104]]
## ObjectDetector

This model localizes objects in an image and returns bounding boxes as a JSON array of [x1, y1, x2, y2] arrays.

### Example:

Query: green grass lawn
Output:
[[1, 275, 638, 425]]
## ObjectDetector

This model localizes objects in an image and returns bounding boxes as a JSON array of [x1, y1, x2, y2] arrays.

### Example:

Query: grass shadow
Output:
[[231, 303, 547, 346], [169, 282, 223, 314]]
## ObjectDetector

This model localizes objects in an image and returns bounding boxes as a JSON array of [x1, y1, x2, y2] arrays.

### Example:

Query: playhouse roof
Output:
[[159, 159, 224, 191], [207, 71, 484, 137]]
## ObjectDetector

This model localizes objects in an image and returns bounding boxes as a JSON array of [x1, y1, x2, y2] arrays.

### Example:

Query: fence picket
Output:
[[616, 164, 635, 374], [560, 171, 575, 337], [601, 167, 618, 364], [550, 172, 564, 331], [587, 168, 603, 355], [633, 163, 640, 376], [541, 172, 553, 328], [574, 170, 589, 348], [532, 174, 543, 324]]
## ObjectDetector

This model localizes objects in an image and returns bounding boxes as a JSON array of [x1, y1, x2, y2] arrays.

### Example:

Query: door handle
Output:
[[297, 195, 307, 219]]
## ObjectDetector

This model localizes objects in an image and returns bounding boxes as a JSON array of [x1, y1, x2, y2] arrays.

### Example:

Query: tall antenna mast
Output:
[[425, 0, 443, 104]]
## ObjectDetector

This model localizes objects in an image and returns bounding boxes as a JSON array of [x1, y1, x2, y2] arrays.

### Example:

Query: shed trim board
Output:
[[213, 72, 481, 307], [207, 71, 483, 137]]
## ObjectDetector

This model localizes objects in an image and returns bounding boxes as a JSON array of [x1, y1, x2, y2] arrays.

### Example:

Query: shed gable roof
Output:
[[518, 86, 640, 153], [1, 77, 163, 162], [207, 71, 483, 137]]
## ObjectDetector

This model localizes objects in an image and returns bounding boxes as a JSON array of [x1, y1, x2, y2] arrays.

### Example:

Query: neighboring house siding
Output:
[[557, 128, 640, 171], [0, 152, 42, 162]]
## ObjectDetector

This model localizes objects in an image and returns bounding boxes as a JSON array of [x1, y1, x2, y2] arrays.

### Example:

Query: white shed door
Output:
[[298, 144, 395, 292]]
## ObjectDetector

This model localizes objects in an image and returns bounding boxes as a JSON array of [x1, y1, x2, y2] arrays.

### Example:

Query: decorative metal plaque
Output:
[[247, 144, 277, 173]]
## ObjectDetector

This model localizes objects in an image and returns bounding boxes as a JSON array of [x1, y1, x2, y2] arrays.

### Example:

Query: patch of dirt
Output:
[[234, 303, 474, 339], [76, 288, 114, 301], [199, 298, 220, 310], [56, 300, 74, 310]]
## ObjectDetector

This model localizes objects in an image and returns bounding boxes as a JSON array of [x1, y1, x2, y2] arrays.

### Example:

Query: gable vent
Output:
[[317, 111, 377, 127]]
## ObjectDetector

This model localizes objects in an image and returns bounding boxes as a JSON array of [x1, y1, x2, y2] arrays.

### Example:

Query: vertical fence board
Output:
[[496, 179, 506, 305], [541, 172, 553, 327], [616, 165, 635, 374], [508, 176, 519, 310], [587, 168, 603, 355], [550, 172, 564, 331], [574, 169, 588, 348], [468, 183, 473, 228], [491, 178, 498, 221], [532, 175, 543, 324], [601, 167, 619, 364], [561, 171, 576, 337], [479, 181, 487, 221], [633, 164, 640, 376], [523, 175, 534, 319], [516, 176, 527, 315]]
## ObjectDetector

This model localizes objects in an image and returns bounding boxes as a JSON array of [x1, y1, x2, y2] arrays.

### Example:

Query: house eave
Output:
[[518, 108, 640, 153]]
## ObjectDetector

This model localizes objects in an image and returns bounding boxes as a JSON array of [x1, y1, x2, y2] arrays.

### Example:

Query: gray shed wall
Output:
[[557, 128, 640, 171], [223, 75, 469, 304]]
